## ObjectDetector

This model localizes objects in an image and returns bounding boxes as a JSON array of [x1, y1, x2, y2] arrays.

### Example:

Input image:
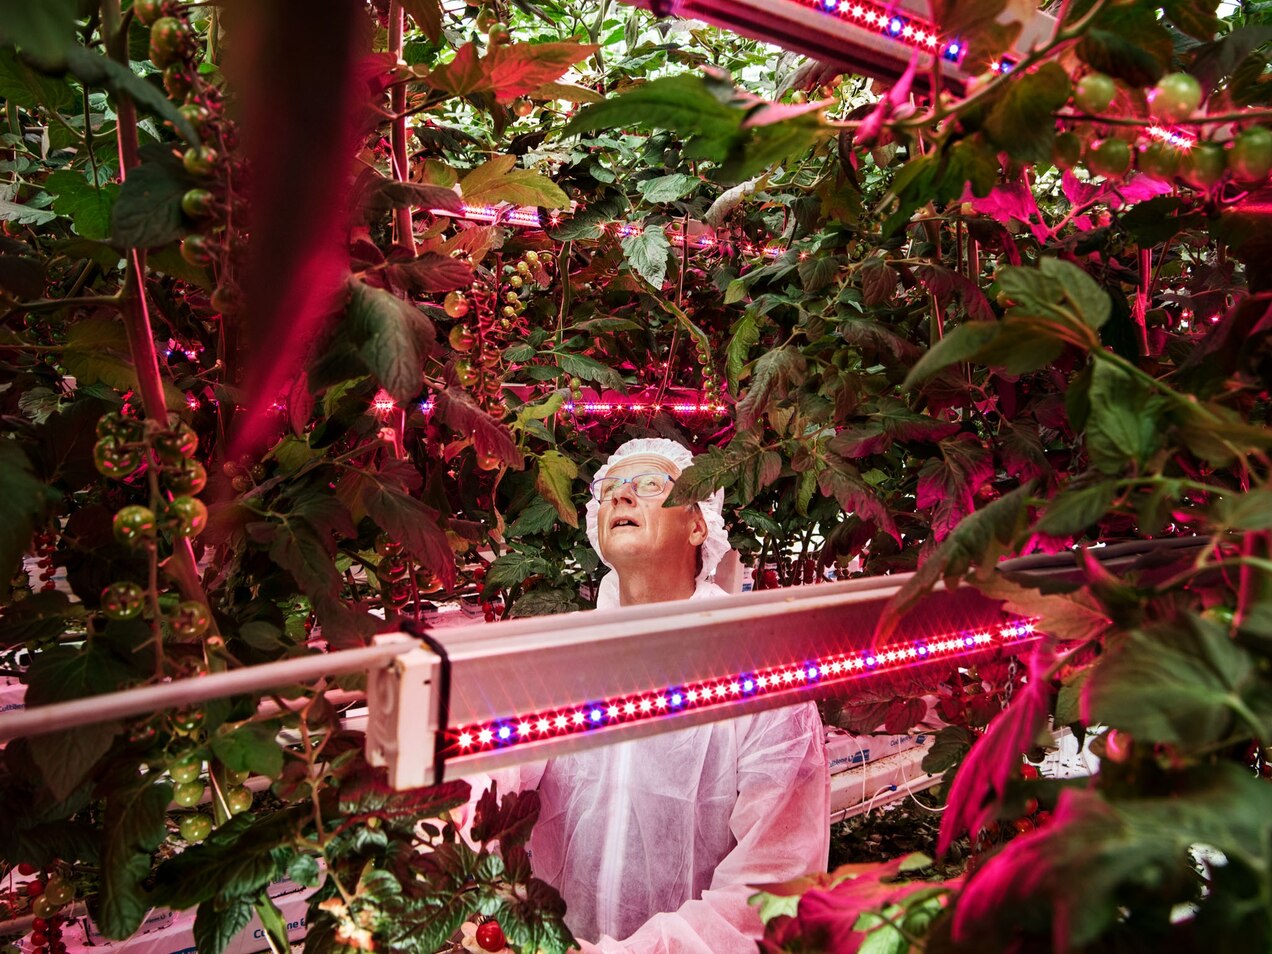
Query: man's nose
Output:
[[610, 480, 639, 505]]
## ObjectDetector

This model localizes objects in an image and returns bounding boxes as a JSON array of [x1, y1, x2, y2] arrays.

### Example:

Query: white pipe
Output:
[[0, 642, 413, 742]]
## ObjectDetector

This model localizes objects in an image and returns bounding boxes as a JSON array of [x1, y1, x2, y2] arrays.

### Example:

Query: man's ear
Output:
[[687, 507, 708, 547]]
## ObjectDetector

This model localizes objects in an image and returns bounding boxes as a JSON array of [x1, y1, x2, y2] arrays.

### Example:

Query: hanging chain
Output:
[[1001, 654, 1020, 710]]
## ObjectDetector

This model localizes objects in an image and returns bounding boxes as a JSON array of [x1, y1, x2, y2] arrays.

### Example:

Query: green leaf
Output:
[[725, 104, 828, 179], [99, 777, 173, 938], [399, 0, 442, 41], [210, 722, 285, 780], [858, 256, 898, 306], [829, 402, 961, 457], [983, 62, 1071, 164], [193, 899, 253, 954], [0, 47, 74, 110], [31, 721, 119, 802], [459, 154, 570, 209], [921, 725, 973, 774], [0, 590, 78, 647], [535, 449, 578, 529], [0, 197, 57, 227], [345, 280, 435, 403], [666, 445, 740, 506], [876, 483, 1034, 640], [433, 387, 522, 466], [637, 173, 699, 204], [358, 180, 463, 222], [798, 253, 840, 293], [421, 41, 599, 104], [1083, 615, 1259, 746], [61, 316, 186, 408], [1085, 359, 1163, 475], [510, 586, 581, 617], [1037, 257, 1111, 330], [0, 441, 56, 600], [110, 155, 195, 249], [736, 346, 805, 429], [726, 309, 764, 389], [253, 895, 291, 954], [513, 391, 564, 428], [562, 74, 744, 163], [46, 169, 119, 241], [553, 350, 625, 392], [1076, 6, 1172, 87], [341, 466, 455, 587], [0, 0, 76, 66], [621, 223, 670, 288], [63, 46, 197, 143], [818, 455, 901, 544], [485, 549, 554, 590], [902, 322, 1000, 388], [506, 498, 559, 537], [1034, 480, 1117, 536]]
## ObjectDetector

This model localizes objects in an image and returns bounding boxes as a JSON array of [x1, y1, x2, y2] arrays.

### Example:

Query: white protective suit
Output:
[[467, 439, 830, 952]]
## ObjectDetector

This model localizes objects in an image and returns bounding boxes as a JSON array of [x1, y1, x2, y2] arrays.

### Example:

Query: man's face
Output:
[[595, 457, 707, 574]]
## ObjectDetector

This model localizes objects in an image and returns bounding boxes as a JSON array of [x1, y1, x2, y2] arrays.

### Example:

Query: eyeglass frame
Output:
[[589, 472, 677, 503]]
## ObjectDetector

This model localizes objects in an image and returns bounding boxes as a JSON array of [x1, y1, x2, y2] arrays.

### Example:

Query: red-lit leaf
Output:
[[420, 41, 599, 105]]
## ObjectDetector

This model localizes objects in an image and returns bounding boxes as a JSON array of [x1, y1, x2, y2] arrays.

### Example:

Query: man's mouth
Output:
[[610, 516, 640, 529]]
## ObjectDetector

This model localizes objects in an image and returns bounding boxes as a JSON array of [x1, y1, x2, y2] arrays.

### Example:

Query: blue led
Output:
[[497, 725, 511, 741], [865, 656, 877, 666], [888, 16, 903, 34], [670, 691, 684, 707], [742, 677, 755, 693], [590, 708, 603, 723], [805, 665, 819, 680], [917, 645, 927, 655]]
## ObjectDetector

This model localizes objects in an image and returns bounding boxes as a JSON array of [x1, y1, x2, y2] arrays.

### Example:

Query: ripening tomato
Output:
[[173, 780, 205, 807], [179, 814, 213, 843], [475, 920, 506, 952], [1074, 72, 1116, 114], [1150, 72, 1203, 123], [101, 581, 146, 620], [113, 505, 157, 545]]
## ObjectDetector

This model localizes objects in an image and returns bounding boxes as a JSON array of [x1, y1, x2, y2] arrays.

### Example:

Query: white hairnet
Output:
[[585, 437, 729, 584]]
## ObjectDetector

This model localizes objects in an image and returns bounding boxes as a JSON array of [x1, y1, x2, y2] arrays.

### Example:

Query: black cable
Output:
[[399, 618, 452, 788]]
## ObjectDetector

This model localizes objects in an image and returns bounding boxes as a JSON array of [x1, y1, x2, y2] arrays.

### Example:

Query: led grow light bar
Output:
[[367, 573, 1038, 786], [447, 617, 1036, 758], [622, 0, 1057, 93]]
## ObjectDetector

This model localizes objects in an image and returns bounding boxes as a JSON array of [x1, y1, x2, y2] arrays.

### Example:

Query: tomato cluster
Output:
[[1059, 70, 1272, 188], [10, 871, 75, 954]]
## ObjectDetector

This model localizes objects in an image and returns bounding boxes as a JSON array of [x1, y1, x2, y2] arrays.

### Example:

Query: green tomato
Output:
[[149, 17, 189, 69], [1228, 126, 1272, 182], [454, 358, 480, 387], [170, 600, 211, 638], [179, 102, 210, 131], [219, 764, 249, 785], [153, 422, 198, 464], [173, 780, 205, 807], [43, 880, 74, 905], [181, 188, 215, 218], [1086, 138, 1131, 179], [1052, 132, 1082, 171], [1074, 72, 1116, 113], [443, 291, 469, 318], [1183, 141, 1226, 188], [1150, 72, 1203, 123], [170, 755, 202, 783], [165, 458, 208, 495], [113, 505, 157, 545], [94, 435, 142, 478], [168, 496, 208, 538], [31, 895, 60, 920], [179, 813, 213, 843], [225, 786, 253, 815], [180, 233, 214, 266], [183, 145, 219, 178], [101, 581, 146, 620], [448, 324, 476, 352], [96, 410, 143, 441], [133, 0, 171, 27], [164, 65, 194, 100], [486, 22, 511, 45], [1139, 142, 1182, 182]]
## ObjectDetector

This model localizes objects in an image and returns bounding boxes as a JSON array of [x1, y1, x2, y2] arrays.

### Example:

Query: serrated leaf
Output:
[[554, 350, 625, 392], [46, 170, 119, 241], [345, 280, 434, 403], [506, 498, 559, 537], [817, 455, 901, 544], [621, 223, 671, 288], [340, 465, 455, 587], [434, 387, 521, 466], [391, 253, 474, 294], [1083, 615, 1258, 746], [1085, 359, 1163, 475], [0, 47, 75, 110], [399, 0, 442, 41], [637, 173, 699, 204], [99, 777, 173, 938], [358, 179, 463, 222], [736, 346, 804, 429], [726, 310, 764, 388], [459, 154, 570, 209], [1035, 480, 1117, 536], [110, 153, 196, 248], [915, 435, 995, 541], [63, 46, 196, 143], [485, 549, 554, 590], [531, 80, 605, 103], [31, 721, 119, 802], [858, 256, 898, 306], [510, 586, 581, 617], [798, 253, 840, 293], [0, 590, 77, 646], [211, 722, 285, 779], [61, 316, 185, 409], [1076, 7, 1172, 86], [562, 74, 744, 163], [421, 41, 598, 104], [984, 62, 1071, 164], [0, 197, 57, 226], [534, 449, 578, 528]]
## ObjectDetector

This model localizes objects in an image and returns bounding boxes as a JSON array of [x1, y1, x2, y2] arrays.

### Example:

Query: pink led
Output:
[[447, 616, 1042, 755]]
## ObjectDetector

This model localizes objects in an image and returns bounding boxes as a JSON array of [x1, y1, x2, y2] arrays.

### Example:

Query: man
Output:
[[515, 438, 830, 953]]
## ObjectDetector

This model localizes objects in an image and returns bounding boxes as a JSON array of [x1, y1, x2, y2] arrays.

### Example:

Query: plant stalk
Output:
[[388, 2, 416, 255]]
